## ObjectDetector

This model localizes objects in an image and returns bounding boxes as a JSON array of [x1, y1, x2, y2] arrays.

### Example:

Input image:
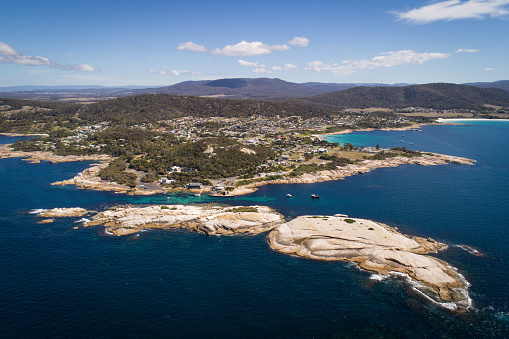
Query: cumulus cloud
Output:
[[238, 59, 299, 73], [306, 50, 450, 75], [284, 63, 298, 71], [176, 41, 208, 52], [212, 41, 289, 56], [149, 69, 200, 76], [289, 36, 309, 47], [0, 42, 99, 72], [393, 0, 509, 24], [177, 37, 309, 56], [238, 59, 260, 67], [456, 48, 480, 52]]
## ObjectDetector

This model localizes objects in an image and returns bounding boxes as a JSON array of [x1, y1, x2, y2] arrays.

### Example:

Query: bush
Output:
[[228, 207, 258, 213], [344, 219, 356, 223]]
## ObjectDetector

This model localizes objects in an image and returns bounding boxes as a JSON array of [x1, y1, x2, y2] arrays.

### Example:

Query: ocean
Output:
[[1, 121, 508, 338]]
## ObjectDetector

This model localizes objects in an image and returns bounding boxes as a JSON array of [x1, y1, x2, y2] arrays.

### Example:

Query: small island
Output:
[[34, 204, 472, 311], [84, 204, 282, 236], [268, 215, 471, 312]]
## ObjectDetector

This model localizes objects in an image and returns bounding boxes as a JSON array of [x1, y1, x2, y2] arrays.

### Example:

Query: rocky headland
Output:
[[232, 153, 475, 195], [0, 144, 112, 163], [268, 215, 471, 311]]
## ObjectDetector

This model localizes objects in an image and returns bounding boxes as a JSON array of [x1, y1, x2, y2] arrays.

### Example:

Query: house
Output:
[[186, 183, 203, 189], [169, 166, 181, 173]]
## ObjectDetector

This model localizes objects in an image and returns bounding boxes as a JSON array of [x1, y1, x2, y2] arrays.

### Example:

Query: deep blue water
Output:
[[1, 122, 508, 338]]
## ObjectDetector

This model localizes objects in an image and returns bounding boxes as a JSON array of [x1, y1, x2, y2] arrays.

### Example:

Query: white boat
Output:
[[286, 194, 292, 197]]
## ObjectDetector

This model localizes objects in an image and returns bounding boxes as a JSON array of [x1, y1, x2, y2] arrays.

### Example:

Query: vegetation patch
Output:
[[228, 207, 258, 213], [344, 219, 356, 223]]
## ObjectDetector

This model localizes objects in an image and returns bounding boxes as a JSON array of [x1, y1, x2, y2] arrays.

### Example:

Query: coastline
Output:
[[0, 144, 475, 197], [34, 204, 473, 311], [231, 152, 475, 196], [0, 144, 112, 163], [316, 122, 434, 138], [0, 132, 49, 137], [268, 215, 472, 312], [436, 118, 509, 122]]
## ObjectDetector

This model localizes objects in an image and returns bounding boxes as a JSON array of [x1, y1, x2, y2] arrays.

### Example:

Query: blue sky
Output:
[[1, 0, 508, 86]]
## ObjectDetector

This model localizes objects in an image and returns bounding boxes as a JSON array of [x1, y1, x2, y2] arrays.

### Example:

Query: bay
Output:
[[0, 122, 508, 338]]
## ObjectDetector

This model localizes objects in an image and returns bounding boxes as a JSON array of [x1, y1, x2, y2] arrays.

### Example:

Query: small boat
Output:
[[193, 193, 201, 197], [286, 194, 292, 197], [311, 194, 320, 199]]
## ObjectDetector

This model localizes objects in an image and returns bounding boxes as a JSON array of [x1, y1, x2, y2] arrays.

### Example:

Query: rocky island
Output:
[[34, 203, 472, 311], [268, 215, 471, 312], [84, 204, 284, 236]]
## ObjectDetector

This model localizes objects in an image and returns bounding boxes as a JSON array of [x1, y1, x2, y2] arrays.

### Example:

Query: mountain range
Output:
[[302, 83, 509, 110], [1, 78, 508, 101]]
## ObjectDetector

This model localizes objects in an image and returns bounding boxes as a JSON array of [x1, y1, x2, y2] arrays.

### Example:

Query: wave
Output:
[[29, 208, 47, 215], [454, 244, 483, 256]]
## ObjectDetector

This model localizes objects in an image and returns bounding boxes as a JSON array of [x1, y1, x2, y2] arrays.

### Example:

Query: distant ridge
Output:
[[463, 80, 509, 92], [303, 83, 509, 109], [134, 78, 401, 99], [0, 78, 507, 102]]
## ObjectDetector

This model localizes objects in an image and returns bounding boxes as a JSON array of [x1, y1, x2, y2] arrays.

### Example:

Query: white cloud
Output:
[[70, 64, 100, 72], [456, 48, 480, 53], [238, 59, 260, 67], [485, 67, 496, 70], [177, 39, 299, 56], [306, 50, 451, 75], [253, 68, 270, 73], [284, 63, 298, 71], [212, 41, 289, 56], [0, 42, 18, 56], [237, 59, 299, 73], [149, 69, 200, 76], [176, 41, 208, 52], [288, 36, 309, 47], [0, 41, 100, 72], [393, 0, 509, 24]]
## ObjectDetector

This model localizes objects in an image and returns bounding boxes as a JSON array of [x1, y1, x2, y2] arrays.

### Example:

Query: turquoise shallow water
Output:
[[1, 122, 509, 338]]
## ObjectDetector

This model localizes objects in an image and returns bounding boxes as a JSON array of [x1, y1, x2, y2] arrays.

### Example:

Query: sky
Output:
[[1, 0, 508, 87]]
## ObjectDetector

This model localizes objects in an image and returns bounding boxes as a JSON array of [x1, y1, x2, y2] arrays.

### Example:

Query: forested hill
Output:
[[304, 83, 509, 109], [135, 78, 349, 99], [78, 94, 336, 124]]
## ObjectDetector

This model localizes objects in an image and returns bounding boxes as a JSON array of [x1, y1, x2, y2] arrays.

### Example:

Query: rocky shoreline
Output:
[[268, 215, 472, 312], [0, 144, 112, 164], [232, 153, 475, 195], [32, 205, 473, 311], [33, 205, 284, 236]]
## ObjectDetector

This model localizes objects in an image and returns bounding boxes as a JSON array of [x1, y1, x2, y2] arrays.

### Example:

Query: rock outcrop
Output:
[[39, 207, 90, 218], [268, 215, 471, 311], [87, 205, 284, 236]]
